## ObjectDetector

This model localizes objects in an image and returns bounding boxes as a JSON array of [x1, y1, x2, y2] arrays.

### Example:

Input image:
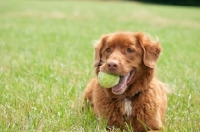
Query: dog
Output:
[[83, 32, 169, 132]]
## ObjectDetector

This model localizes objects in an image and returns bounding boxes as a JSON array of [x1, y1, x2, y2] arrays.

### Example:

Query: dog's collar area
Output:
[[126, 91, 141, 99], [111, 91, 141, 100]]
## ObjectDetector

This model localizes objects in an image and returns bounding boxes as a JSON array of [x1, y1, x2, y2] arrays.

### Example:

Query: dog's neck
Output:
[[126, 91, 141, 99]]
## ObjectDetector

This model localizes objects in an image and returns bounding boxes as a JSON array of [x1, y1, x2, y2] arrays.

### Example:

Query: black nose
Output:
[[107, 60, 118, 70]]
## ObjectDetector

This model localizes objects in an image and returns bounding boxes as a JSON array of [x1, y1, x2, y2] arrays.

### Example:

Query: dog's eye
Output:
[[106, 48, 111, 53], [127, 48, 133, 53]]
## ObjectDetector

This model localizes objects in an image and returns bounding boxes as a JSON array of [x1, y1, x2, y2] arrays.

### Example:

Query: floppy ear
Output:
[[94, 35, 109, 67], [136, 32, 162, 68]]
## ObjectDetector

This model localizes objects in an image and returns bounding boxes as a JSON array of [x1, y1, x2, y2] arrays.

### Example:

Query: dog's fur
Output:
[[83, 32, 169, 132]]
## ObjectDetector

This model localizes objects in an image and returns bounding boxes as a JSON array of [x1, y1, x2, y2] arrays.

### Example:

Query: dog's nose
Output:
[[107, 60, 118, 70]]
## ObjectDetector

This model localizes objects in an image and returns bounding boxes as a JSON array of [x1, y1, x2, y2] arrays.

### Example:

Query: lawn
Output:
[[0, 0, 200, 131]]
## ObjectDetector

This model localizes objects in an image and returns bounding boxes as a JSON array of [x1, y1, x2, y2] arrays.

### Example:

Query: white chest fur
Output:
[[124, 98, 132, 116]]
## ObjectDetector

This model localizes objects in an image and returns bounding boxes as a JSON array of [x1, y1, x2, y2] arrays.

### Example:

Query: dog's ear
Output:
[[94, 35, 109, 67], [136, 32, 162, 68]]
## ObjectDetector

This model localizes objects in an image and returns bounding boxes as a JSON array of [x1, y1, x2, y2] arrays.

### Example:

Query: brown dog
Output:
[[83, 32, 169, 131]]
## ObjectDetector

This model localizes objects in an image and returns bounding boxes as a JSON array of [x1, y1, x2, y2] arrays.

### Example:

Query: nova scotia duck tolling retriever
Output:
[[83, 32, 169, 132]]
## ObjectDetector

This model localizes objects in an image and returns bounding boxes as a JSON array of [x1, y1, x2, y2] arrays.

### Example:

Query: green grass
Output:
[[0, 0, 200, 131]]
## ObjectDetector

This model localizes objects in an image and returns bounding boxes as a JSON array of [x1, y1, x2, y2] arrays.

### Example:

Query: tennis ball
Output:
[[98, 71, 120, 88]]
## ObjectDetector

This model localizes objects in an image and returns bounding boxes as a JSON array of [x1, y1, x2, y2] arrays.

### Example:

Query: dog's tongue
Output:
[[112, 75, 129, 93]]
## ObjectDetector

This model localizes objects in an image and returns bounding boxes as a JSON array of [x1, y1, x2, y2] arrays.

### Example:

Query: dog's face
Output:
[[94, 32, 162, 95]]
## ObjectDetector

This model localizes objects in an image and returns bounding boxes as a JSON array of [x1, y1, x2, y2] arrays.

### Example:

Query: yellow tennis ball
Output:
[[98, 71, 120, 88]]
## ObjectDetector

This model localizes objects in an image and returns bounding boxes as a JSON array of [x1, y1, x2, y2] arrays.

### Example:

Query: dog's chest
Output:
[[124, 98, 132, 116]]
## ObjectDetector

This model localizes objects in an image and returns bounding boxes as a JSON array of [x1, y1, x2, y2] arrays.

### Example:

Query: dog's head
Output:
[[94, 32, 162, 96]]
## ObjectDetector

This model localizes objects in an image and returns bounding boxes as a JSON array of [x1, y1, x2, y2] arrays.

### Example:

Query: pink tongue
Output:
[[112, 76, 128, 92]]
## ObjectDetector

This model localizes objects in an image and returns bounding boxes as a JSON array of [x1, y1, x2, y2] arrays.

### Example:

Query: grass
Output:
[[0, 0, 200, 131]]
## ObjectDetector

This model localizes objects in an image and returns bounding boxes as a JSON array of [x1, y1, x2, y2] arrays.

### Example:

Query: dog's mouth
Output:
[[112, 69, 135, 95]]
